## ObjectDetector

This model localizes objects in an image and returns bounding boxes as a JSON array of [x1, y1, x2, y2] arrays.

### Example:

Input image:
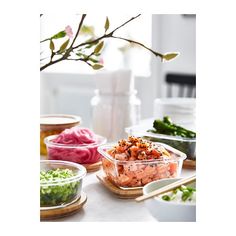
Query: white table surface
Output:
[[42, 167, 195, 222]]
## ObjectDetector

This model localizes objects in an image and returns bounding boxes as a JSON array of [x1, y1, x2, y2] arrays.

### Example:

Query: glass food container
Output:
[[98, 143, 186, 189], [40, 114, 81, 156], [40, 160, 86, 210], [125, 123, 196, 161], [44, 134, 107, 164], [91, 89, 141, 142], [153, 98, 196, 126]]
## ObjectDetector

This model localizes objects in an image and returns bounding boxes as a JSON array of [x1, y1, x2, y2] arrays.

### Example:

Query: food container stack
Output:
[[40, 114, 81, 155], [154, 98, 196, 127]]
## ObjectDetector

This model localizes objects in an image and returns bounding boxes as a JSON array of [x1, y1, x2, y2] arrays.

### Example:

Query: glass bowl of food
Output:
[[40, 114, 81, 156], [40, 160, 86, 210], [98, 136, 186, 189], [44, 127, 107, 164]]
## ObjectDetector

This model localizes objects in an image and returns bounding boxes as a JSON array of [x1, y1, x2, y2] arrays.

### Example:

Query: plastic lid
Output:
[[154, 98, 196, 105], [40, 114, 81, 126]]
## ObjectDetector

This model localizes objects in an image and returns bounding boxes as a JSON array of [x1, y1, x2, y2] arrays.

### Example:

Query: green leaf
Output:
[[76, 52, 83, 57], [76, 52, 88, 59], [81, 25, 95, 36], [59, 39, 70, 52], [94, 52, 101, 56], [94, 41, 104, 54], [49, 40, 54, 51], [51, 30, 66, 39], [92, 64, 103, 70], [104, 17, 110, 32], [89, 57, 99, 63], [162, 52, 179, 61]]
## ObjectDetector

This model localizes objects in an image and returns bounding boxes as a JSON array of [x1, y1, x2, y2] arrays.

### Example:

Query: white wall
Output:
[[152, 14, 196, 98]]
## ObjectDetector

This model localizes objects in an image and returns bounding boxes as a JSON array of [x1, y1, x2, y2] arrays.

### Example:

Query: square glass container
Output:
[[98, 143, 186, 189]]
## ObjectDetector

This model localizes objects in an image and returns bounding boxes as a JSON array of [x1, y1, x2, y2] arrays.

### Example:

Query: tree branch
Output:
[[67, 58, 92, 67], [69, 14, 87, 48], [111, 35, 163, 58], [72, 14, 141, 50], [40, 57, 64, 71], [110, 14, 141, 35]]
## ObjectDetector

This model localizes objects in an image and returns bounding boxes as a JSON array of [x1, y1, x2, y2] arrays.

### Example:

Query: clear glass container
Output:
[[45, 134, 107, 164], [98, 143, 186, 189], [153, 98, 196, 126], [40, 114, 81, 156], [91, 89, 141, 142], [40, 160, 86, 210]]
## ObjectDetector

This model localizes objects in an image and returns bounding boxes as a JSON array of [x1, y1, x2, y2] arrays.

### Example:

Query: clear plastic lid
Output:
[[40, 114, 81, 126]]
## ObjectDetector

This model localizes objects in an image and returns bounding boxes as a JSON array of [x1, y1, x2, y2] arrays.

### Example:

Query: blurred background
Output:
[[40, 14, 196, 128]]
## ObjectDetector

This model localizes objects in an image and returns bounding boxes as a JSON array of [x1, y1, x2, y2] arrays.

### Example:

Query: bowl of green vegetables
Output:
[[40, 160, 86, 210]]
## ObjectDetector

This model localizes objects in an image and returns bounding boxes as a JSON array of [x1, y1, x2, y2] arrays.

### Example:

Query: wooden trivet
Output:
[[96, 172, 143, 199], [183, 159, 196, 169], [40, 192, 87, 220], [83, 161, 102, 172]]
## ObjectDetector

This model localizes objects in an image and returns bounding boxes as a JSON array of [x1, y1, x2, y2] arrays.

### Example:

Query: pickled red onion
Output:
[[52, 127, 97, 145], [47, 127, 104, 164]]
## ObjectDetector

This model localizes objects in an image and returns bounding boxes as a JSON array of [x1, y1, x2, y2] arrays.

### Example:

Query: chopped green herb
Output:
[[161, 185, 196, 202], [40, 168, 81, 207], [162, 195, 171, 201]]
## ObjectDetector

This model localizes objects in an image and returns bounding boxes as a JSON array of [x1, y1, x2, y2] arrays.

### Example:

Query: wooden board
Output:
[[40, 192, 87, 220], [83, 161, 102, 172], [96, 173, 143, 199], [183, 159, 196, 169]]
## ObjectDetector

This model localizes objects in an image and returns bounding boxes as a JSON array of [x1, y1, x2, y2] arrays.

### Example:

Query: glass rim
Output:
[[98, 142, 187, 165], [40, 160, 86, 186], [44, 134, 107, 148]]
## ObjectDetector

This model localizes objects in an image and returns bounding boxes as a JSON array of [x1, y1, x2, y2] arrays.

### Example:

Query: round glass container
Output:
[[45, 134, 107, 164], [40, 114, 81, 155], [40, 160, 86, 210]]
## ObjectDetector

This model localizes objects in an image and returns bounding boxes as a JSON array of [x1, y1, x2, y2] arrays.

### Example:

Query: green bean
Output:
[[152, 116, 196, 138]]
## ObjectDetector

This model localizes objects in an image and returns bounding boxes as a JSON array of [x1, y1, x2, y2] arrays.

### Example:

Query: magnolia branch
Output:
[[111, 36, 163, 57], [40, 14, 166, 71], [40, 14, 87, 71]]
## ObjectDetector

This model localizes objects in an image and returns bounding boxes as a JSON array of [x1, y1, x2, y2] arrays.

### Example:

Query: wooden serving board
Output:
[[183, 159, 196, 169], [96, 173, 143, 199], [40, 192, 87, 220], [83, 161, 102, 172]]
